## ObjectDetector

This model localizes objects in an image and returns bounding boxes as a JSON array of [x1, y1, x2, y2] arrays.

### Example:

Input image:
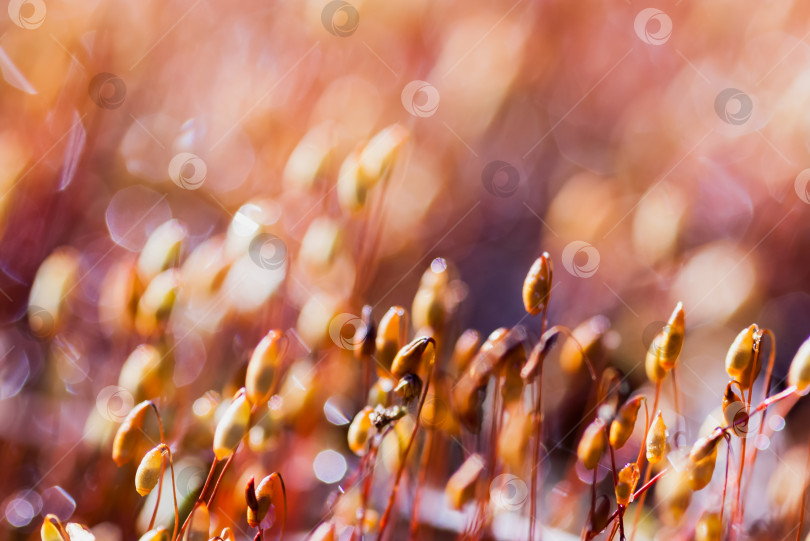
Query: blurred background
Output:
[[1, 0, 810, 539]]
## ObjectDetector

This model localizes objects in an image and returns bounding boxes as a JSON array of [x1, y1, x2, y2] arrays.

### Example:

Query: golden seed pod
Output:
[[135, 445, 164, 496], [695, 511, 722, 541], [299, 217, 342, 270], [309, 522, 336, 541], [559, 315, 609, 374], [688, 440, 718, 491], [445, 454, 485, 510], [391, 336, 435, 379], [357, 124, 408, 186], [283, 123, 335, 191], [219, 528, 234, 541], [65, 522, 95, 541], [254, 473, 285, 530], [112, 400, 150, 466], [522, 252, 552, 316], [28, 247, 81, 339], [181, 236, 232, 297], [646, 411, 668, 464], [655, 302, 685, 371], [118, 344, 168, 401], [375, 306, 408, 376], [98, 258, 141, 335], [347, 406, 373, 456], [585, 495, 611, 538], [138, 528, 169, 541], [645, 342, 667, 383], [725, 324, 758, 387], [246, 330, 288, 405], [451, 329, 481, 375], [521, 327, 560, 382], [354, 305, 376, 362], [135, 269, 181, 336], [412, 268, 451, 333], [498, 404, 532, 472], [367, 377, 394, 407], [788, 336, 810, 392], [337, 149, 367, 215], [609, 395, 644, 450], [213, 391, 251, 460], [137, 219, 187, 284], [655, 470, 692, 527], [41, 514, 65, 541], [186, 503, 210, 541], [615, 463, 639, 506], [577, 419, 606, 470]]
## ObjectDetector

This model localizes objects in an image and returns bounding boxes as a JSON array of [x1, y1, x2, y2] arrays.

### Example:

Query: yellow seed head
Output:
[[645, 341, 667, 383], [252, 473, 284, 531], [98, 259, 141, 335], [498, 403, 531, 472], [646, 411, 668, 464], [135, 445, 164, 496], [138, 529, 169, 541], [185, 503, 210, 541], [118, 344, 168, 401], [347, 406, 373, 456], [112, 400, 150, 466], [577, 419, 606, 470], [357, 124, 408, 186], [688, 440, 718, 491], [213, 391, 251, 460], [137, 219, 186, 284], [656, 302, 685, 371], [609, 395, 643, 450], [375, 306, 408, 375], [391, 336, 435, 379], [559, 315, 609, 374], [283, 123, 335, 191], [695, 511, 722, 541], [722, 383, 745, 430], [725, 325, 758, 387], [135, 269, 180, 336], [412, 258, 453, 332], [788, 336, 810, 392], [219, 528, 234, 541], [246, 330, 288, 405], [615, 463, 639, 506], [522, 252, 552, 316], [299, 217, 342, 270], [445, 454, 485, 510], [451, 330, 481, 375], [41, 515, 64, 541], [28, 247, 81, 339]]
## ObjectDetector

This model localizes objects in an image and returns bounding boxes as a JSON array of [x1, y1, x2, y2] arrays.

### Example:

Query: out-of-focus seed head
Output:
[[28, 247, 81, 339], [336, 149, 366, 215], [135, 269, 180, 336], [615, 463, 639, 506], [138, 528, 169, 541], [609, 395, 643, 450], [347, 406, 373, 456], [136, 219, 186, 284], [180, 237, 232, 298], [655, 302, 685, 371], [689, 435, 721, 463], [645, 342, 667, 383], [213, 390, 251, 460], [118, 344, 170, 401], [394, 373, 423, 402], [309, 522, 335, 541], [521, 327, 560, 381], [559, 315, 609, 374], [98, 258, 141, 335], [357, 124, 408, 186], [725, 325, 758, 388], [41, 514, 65, 541], [445, 454, 485, 510], [695, 511, 722, 541], [112, 400, 150, 466], [283, 123, 335, 192], [451, 329, 481, 375], [354, 305, 376, 361], [64, 523, 95, 541], [245, 477, 259, 528], [135, 445, 164, 496], [375, 306, 408, 376], [722, 382, 745, 431], [219, 528, 234, 541], [577, 419, 606, 470], [688, 439, 718, 491], [498, 403, 531, 472], [788, 336, 810, 392], [252, 473, 284, 532], [655, 470, 692, 527], [299, 217, 342, 270], [646, 411, 668, 464], [585, 495, 611, 538], [390, 336, 435, 379], [246, 330, 288, 405], [367, 377, 394, 407], [185, 503, 210, 541], [522, 252, 552, 316], [412, 258, 455, 332]]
